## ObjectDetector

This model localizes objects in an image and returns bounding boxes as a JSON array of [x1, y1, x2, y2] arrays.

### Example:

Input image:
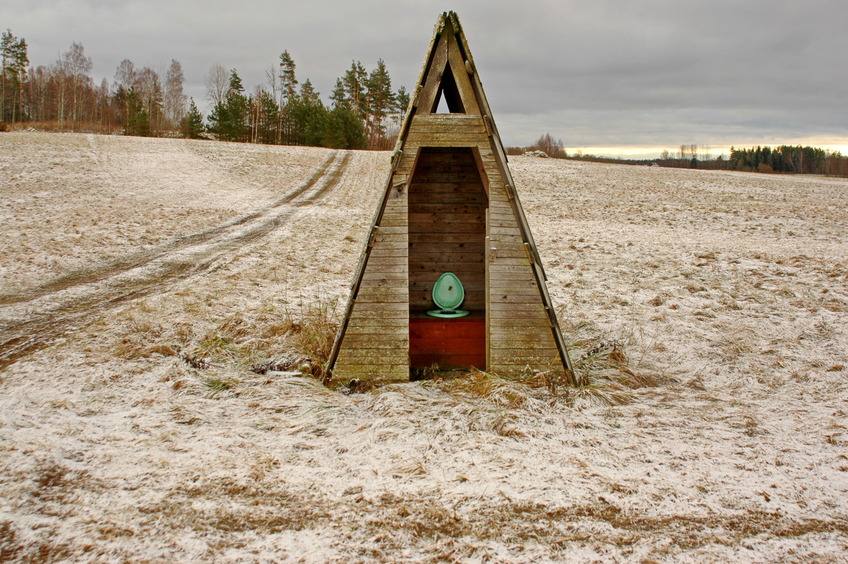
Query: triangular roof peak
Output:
[[394, 12, 504, 148], [416, 13, 480, 115]]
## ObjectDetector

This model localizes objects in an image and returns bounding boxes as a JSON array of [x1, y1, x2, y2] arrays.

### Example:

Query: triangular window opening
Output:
[[431, 65, 465, 114]]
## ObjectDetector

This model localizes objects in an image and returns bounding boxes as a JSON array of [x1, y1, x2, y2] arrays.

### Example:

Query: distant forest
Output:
[[510, 136, 848, 176], [2, 29, 846, 175], [0, 29, 409, 150]]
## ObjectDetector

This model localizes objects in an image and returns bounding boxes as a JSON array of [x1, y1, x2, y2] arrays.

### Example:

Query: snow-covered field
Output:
[[1, 132, 846, 562]]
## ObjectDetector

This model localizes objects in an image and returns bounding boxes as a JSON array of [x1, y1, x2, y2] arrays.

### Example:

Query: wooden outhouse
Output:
[[327, 11, 575, 384]]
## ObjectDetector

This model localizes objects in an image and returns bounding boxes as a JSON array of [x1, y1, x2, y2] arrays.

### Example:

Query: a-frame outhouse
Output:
[[327, 11, 575, 385]]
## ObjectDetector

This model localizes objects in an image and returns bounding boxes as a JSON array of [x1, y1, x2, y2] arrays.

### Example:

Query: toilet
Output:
[[427, 272, 470, 318]]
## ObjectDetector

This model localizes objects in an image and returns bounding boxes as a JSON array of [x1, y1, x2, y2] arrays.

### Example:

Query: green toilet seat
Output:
[[427, 272, 470, 318]]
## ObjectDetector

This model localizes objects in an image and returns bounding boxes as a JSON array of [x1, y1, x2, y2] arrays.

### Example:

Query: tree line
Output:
[[728, 145, 847, 176], [202, 54, 409, 149], [508, 137, 848, 176], [2, 29, 194, 137], [0, 28, 409, 150], [656, 144, 847, 175]]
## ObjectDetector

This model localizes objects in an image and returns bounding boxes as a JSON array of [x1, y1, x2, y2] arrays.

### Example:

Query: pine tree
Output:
[[180, 98, 204, 138], [286, 94, 327, 146], [1, 29, 14, 122], [342, 60, 367, 117], [224, 69, 248, 141], [249, 88, 279, 144], [300, 79, 319, 102], [124, 87, 150, 136], [364, 59, 395, 148], [278, 51, 298, 106], [323, 105, 366, 150], [209, 69, 248, 142], [1, 30, 29, 123], [329, 77, 347, 109], [395, 85, 410, 114]]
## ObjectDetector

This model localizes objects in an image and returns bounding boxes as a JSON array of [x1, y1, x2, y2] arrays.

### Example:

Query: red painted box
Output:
[[409, 312, 485, 370]]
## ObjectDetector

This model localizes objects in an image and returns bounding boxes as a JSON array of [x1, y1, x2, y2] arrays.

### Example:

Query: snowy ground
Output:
[[1, 132, 846, 562]]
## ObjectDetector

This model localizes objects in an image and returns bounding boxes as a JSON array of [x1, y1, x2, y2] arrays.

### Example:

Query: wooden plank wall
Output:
[[408, 147, 487, 311], [332, 169, 410, 382], [484, 154, 563, 376]]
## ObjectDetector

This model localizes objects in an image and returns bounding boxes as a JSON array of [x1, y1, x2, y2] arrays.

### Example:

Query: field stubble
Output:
[[1, 132, 847, 562]]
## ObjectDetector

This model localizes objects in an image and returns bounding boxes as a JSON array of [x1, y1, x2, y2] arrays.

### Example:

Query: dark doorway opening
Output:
[[408, 147, 488, 373]]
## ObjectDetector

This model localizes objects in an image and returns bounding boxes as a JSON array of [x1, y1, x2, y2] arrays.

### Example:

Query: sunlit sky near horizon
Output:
[[6, 0, 847, 158], [565, 143, 848, 161]]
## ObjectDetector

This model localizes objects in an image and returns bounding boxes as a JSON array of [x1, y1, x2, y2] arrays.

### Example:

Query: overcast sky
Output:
[[6, 0, 848, 157]]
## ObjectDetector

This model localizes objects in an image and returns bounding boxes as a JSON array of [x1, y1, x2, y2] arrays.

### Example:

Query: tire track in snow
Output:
[[0, 151, 340, 307], [0, 150, 352, 370]]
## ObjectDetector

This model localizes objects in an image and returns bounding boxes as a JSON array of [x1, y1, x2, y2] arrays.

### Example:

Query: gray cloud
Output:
[[6, 0, 847, 154]]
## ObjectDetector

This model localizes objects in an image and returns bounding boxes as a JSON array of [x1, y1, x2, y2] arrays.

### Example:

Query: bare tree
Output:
[[114, 59, 136, 92], [27, 65, 47, 122], [265, 63, 278, 103], [61, 42, 93, 126], [205, 63, 228, 108], [135, 67, 164, 133], [97, 77, 110, 129], [164, 59, 187, 128], [534, 133, 566, 158]]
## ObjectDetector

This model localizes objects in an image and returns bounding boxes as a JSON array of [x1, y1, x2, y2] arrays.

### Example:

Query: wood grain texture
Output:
[[410, 317, 485, 370], [408, 147, 487, 312], [331, 165, 410, 383]]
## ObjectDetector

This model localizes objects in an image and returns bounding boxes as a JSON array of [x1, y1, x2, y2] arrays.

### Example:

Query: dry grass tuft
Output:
[[428, 369, 533, 410], [0, 521, 22, 562], [113, 336, 173, 360], [280, 299, 339, 365], [111, 308, 176, 360], [359, 351, 655, 408], [203, 376, 237, 394], [33, 458, 72, 491], [137, 480, 330, 536], [29, 458, 96, 505], [565, 339, 663, 406], [240, 298, 339, 378], [156, 297, 342, 379]]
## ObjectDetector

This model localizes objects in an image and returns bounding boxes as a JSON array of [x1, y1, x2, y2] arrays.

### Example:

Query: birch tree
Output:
[[164, 59, 187, 128], [61, 42, 93, 126], [205, 63, 228, 107]]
